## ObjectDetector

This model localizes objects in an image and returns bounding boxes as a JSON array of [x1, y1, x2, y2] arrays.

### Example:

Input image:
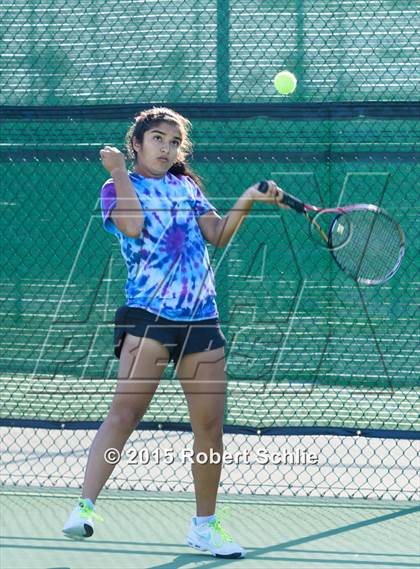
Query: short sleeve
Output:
[[100, 179, 118, 234], [188, 177, 218, 216]]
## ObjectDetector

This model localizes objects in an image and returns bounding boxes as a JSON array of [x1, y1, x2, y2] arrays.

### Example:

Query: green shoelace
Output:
[[208, 518, 234, 544], [207, 506, 235, 545], [78, 498, 104, 522]]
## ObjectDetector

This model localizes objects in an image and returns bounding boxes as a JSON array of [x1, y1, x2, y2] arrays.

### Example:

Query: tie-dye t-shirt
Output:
[[100, 171, 219, 321]]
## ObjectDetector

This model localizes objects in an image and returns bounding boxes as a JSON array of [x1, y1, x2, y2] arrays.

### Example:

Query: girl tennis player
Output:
[[63, 107, 285, 558]]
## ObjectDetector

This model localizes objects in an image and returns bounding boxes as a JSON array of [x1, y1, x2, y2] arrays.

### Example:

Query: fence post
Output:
[[217, 0, 230, 102]]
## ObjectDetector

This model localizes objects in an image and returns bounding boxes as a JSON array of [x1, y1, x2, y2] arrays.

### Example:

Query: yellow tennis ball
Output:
[[274, 71, 297, 95]]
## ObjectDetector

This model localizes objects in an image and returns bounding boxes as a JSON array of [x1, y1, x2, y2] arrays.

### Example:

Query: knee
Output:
[[193, 415, 223, 446], [107, 407, 140, 434]]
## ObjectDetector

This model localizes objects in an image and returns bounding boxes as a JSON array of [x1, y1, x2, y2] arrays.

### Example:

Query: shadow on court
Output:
[[1, 489, 419, 569]]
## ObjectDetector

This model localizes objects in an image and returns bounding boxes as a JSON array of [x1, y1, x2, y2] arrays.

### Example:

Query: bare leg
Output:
[[177, 347, 226, 516], [82, 334, 170, 501]]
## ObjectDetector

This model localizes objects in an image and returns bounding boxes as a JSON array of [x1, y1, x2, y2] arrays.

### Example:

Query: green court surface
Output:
[[1, 489, 419, 569]]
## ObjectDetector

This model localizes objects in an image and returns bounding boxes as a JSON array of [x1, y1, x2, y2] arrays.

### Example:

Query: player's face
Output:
[[133, 121, 183, 178]]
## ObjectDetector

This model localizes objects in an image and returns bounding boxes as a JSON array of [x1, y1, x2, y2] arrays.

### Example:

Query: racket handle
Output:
[[281, 192, 305, 213], [257, 181, 305, 213]]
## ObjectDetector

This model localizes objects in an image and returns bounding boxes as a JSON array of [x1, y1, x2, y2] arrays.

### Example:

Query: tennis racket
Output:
[[257, 180, 405, 285]]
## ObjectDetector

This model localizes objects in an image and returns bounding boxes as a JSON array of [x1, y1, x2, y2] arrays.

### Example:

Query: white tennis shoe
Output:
[[63, 498, 102, 540], [187, 515, 246, 558]]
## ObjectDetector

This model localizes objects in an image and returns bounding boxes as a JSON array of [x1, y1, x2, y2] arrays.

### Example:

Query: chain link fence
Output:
[[1, 0, 419, 500]]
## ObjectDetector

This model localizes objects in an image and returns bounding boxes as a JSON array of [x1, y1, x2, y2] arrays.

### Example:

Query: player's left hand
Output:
[[245, 180, 290, 209]]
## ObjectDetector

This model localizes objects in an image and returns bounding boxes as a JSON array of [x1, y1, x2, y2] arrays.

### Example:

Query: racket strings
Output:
[[329, 210, 403, 283]]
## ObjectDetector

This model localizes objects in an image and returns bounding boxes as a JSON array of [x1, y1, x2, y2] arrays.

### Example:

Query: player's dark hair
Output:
[[125, 107, 203, 188]]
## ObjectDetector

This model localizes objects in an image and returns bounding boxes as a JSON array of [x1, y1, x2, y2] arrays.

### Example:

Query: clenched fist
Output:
[[99, 145, 127, 174], [245, 180, 289, 209]]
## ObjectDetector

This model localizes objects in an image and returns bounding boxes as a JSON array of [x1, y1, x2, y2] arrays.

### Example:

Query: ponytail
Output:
[[168, 161, 203, 190]]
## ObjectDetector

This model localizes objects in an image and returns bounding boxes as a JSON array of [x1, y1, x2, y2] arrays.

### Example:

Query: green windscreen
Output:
[[1, 1, 418, 105], [1, 111, 418, 432]]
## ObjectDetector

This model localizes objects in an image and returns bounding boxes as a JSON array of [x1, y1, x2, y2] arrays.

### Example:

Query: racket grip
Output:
[[281, 192, 305, 213], [257, 181, 305, 213]]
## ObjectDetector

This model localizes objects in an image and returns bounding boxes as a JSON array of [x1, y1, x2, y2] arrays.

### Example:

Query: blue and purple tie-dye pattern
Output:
[[100, 172, 219, 321]]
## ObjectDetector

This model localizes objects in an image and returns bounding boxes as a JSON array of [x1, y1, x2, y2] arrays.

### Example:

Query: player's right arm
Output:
[[100, 145, 144, 238]]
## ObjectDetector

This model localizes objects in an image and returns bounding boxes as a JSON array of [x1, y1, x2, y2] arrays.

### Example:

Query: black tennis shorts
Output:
[[113, 305, 226, 365]]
